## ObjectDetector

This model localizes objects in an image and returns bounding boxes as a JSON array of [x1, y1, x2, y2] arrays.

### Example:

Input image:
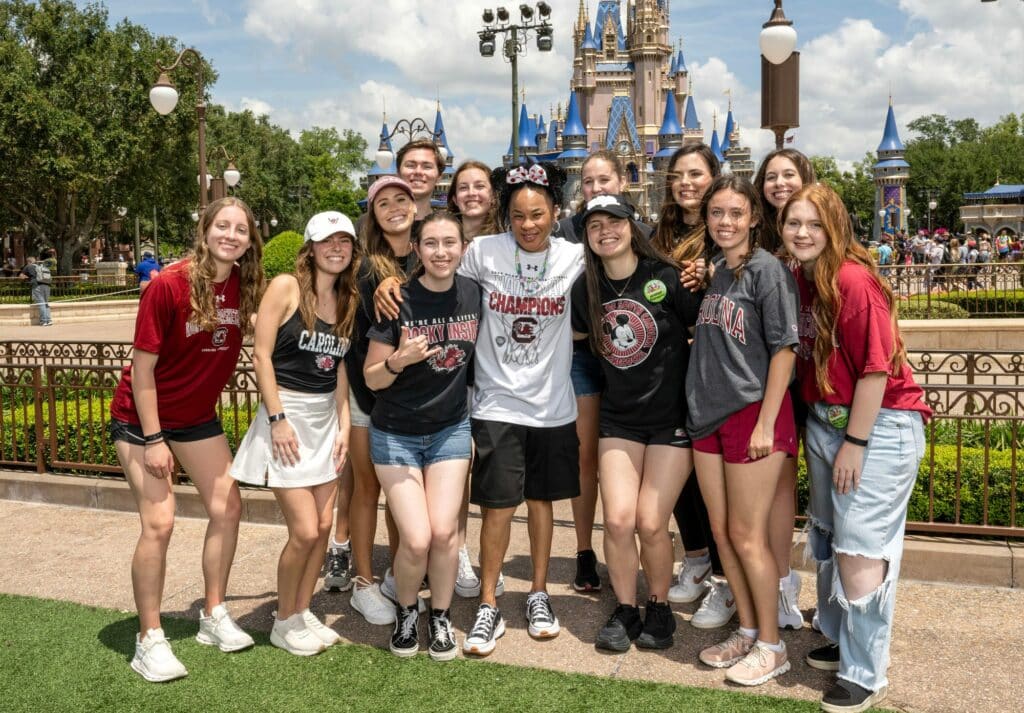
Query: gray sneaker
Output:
[[380, 567, 426, 613], [324, 545, 353, 592]]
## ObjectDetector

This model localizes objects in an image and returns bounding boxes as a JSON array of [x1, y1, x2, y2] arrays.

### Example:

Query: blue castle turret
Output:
[[872, 98, 911, 241]]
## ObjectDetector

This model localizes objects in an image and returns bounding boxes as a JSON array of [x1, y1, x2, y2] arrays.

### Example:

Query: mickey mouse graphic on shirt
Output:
[[601, 298, 658, 369]]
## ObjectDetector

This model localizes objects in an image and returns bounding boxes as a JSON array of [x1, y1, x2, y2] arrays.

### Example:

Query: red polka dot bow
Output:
[[506, 164, 549, 186]]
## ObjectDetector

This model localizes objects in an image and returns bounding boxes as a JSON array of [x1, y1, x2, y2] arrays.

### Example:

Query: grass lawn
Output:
[[0, 594, 874, 713]]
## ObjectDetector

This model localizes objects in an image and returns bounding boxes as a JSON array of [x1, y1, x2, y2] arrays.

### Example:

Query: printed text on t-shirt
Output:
[[695, 294, 746, 345]]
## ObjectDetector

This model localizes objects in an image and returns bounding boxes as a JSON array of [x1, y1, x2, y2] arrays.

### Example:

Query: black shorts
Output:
[[109, 418, 224, 445], [599, 421, 692, 448], [789, 381, 808, 430], [470, 419, 580, 508]]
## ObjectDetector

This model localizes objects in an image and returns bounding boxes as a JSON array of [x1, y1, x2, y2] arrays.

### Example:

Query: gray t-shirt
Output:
[[685, 248, 799, 440]]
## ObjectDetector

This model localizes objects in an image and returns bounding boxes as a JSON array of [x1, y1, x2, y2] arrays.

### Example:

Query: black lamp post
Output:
[[478, 3, 554, 164], [374, 118, 448, 171]]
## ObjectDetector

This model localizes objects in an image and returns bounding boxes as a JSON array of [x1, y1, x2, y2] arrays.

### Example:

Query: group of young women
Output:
[[111, 142, 928, 713]]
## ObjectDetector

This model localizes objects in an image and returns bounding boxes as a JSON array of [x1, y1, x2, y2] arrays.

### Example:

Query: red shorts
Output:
[[692, 393, 798, 464]]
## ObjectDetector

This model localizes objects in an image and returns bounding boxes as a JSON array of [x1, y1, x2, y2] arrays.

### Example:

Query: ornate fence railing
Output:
[[0, 275, 141, 303], [2, 346, 1022, 536], [883, 261, 1024, 317]]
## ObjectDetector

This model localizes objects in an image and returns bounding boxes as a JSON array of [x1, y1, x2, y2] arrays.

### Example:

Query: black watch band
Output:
[[268, 412, 287, 424], [844, 433, 869, 447]]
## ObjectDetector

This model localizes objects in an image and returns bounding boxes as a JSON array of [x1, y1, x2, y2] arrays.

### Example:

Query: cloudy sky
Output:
[[88, 0, 1023, 171]]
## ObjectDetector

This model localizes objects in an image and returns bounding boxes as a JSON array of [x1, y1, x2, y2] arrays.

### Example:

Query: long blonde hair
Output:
[[188, 197, 265, 336], [782, 184, 906, 395], [293, 239, 360, 341]]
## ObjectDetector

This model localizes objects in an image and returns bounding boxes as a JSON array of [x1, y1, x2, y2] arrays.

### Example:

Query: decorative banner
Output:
[[882, 185, 902, 237]]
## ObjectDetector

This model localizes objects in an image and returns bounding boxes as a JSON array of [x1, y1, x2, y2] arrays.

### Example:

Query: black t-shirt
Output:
[[366, 275, 481, 435], [571, 257, 702, 430], [346, 253, 416, 414]]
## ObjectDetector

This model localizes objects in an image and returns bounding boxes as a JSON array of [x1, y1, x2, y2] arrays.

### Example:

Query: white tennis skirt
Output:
[[231, 388, 341, 489]]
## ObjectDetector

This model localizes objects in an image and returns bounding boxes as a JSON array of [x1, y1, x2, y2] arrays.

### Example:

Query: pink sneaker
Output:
[[698, 629, 755, 668], [724, 642, 791, 686]]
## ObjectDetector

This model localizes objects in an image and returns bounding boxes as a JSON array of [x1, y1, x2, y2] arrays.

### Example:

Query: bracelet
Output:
[[268, 412, 287, 424], [384, 356, 402, 376], [143, 438, 165, 447], [143, 432, 164, 444], [844, 433, 869, 447]]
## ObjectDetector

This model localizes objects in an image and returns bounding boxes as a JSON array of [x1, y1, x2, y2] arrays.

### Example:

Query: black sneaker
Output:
[[594, 603, 643, 652], [806, 642, 840, 671], [821, 679, 888, 713], [463, 604, 505, 656], [635, 597, 676, 649], [525, 591, 561, 639], [389, 604, 419, 658], [573, 549, 602, 592], [323, 546, 352, 592], [427, 608, 457, 662]]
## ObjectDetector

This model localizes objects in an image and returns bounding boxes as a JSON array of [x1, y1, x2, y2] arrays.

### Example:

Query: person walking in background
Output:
[[108, 197, 265, 682], [20, 252, 53, 326], [781, 184, 930, 712], [135, 251, 162, 295], [231, 211, 358, 657]]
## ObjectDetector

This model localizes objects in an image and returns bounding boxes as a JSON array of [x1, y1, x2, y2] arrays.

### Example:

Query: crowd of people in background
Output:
[[101, 141, 937, 713]]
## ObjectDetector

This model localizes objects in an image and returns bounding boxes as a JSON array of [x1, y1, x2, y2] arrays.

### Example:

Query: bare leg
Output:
[[331, 461, 353, 544], [376, 465, 429, 607], [769, 457, 797, 577], [526, 499, 554, 593], [636, 445, 691, 601], [171, 435, 241, 611], [348, 426, 379, 580], [597, 438, 643, 604], [118, 440, 175, 635], [479, 506, 515, 607], [273, 484, 332, 618], [724, 452, 787, 643], [423, 459, 470, 609], [297, 481, 338, 610], [571, 395, 600, 552]]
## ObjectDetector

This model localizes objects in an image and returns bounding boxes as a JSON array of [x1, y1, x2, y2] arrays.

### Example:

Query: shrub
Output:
[[931, 289, 1024, 317], [899, 296, 969, 319], [262, 231, 303, 279]]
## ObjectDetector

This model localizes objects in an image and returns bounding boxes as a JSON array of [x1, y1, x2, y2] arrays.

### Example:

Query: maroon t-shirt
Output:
[[110, 260, 243, 429], [794, 261, 931, 421]]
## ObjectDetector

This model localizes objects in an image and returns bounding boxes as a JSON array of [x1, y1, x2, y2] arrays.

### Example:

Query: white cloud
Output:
[[192, 0, 227, 25], [239, 97, 274, 117], [239, 0, 1024, 170]]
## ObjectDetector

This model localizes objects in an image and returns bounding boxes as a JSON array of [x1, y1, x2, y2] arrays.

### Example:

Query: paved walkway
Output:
[[1, 497, 1021, 712], [3, 318, 137, 342]]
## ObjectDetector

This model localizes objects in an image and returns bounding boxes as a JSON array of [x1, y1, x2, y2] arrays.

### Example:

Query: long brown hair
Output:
[[581, 216, 680, 358], [753, 148, 816, 254], [360, 188, 415, 283], [700, 174, 763, 281], [447, 160, 498, 238], [293, 237, 360, 342], [188, 197, 265, 336], [652, 144, 720, 263], [782, 184, 906, 395]]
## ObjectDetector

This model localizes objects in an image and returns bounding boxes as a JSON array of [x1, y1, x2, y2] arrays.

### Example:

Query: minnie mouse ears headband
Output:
[[491, 160, 567, 206]]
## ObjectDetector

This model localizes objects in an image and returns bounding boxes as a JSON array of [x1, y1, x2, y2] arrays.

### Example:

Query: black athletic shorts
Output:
[[599, 421, 692, 448], [109, 418, 224, 445], [470, 418, 580, 508]]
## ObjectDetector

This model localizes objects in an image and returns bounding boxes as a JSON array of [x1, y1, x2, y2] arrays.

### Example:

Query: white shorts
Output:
[[231, 388, 340, 489], [350, 391, 371, 429]]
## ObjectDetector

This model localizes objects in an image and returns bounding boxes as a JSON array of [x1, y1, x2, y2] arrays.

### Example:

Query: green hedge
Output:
[[932, 289, 1024, 316], [899, 297, 969, 319], [262, 231, 303, 279]]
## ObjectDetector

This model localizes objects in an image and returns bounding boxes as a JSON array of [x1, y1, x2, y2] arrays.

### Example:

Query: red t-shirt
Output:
[[794, 262, 931, 421], [110, 260, 244, 429]]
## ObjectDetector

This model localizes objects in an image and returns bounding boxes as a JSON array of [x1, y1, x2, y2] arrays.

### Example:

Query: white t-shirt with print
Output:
[[459, 231, 584, 427]]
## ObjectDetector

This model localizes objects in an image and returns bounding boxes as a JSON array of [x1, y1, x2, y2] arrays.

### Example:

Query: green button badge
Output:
[[643, 279, 667, 303]]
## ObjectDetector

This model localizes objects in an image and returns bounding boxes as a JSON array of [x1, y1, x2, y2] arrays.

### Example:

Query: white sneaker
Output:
[[691, 577, 737, 629], [271, 614, 325, 656], [455, 546, 481, 598], [131, 628, 188, 682], [380, 567, 427, 613], [195, 603, 255, 652], [668, 558, 712, 603], [301, 609, 341, 647], [778, 570, 804, 630], [350, 576, 396, 625]]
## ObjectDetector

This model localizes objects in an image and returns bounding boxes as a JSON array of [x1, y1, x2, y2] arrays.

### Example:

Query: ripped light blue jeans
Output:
[[805, 404, 925, 693]]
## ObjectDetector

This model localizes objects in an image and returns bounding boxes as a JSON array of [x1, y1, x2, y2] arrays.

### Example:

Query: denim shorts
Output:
[[571, 347, 604, 398], [370, 416, 472, 469]]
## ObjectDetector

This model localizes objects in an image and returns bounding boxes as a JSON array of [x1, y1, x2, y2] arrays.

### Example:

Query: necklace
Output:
[[213, 275, 229, 306], [602, 271, 634, 298], [515, 243, 549, 294]]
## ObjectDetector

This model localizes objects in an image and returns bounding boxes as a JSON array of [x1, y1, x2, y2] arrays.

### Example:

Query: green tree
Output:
[[0, 0, 206, 272], [810, 153, 876, 234], [299, 127, 369, 221]]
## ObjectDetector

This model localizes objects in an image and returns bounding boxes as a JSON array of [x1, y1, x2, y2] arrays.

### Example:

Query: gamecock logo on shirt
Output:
[[315, 354, 336, 371], [429, 344, 466, 373]]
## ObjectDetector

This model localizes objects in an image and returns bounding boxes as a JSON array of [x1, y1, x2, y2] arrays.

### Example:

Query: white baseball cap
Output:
[[304, 211, 356, 243]]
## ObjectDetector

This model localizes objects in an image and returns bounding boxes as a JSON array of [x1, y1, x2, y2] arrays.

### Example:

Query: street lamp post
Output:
[[478, 3, 554, 165], [374, 118, 449, 171], [759, 1, 800, 150], [149, 48, 211, 210], [926, 189, 938, 233]]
